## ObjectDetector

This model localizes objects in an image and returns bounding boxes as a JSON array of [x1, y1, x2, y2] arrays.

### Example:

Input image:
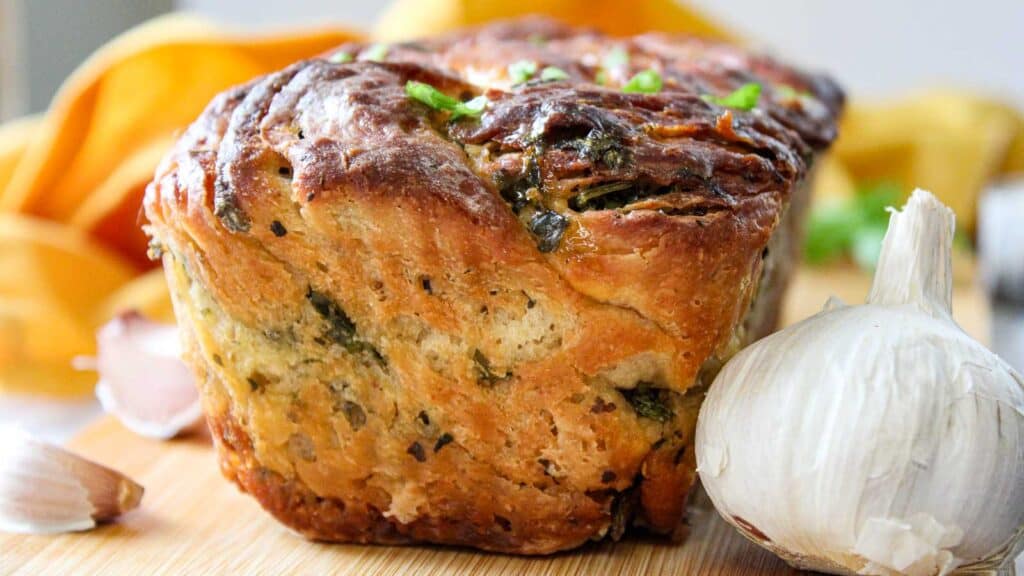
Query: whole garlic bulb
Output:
[[696, 190, 1024, 576]]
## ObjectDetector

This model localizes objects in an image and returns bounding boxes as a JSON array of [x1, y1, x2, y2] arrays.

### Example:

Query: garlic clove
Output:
[[0, 429, 143, 534], [88, 311, 202, 439]]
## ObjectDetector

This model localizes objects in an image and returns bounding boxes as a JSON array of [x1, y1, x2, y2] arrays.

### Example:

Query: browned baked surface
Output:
[[144, 17, 842, 554]]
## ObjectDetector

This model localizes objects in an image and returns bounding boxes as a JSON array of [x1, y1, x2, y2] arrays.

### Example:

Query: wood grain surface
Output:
[[2, 416, 798, 576], [0, 266, 992, 575]]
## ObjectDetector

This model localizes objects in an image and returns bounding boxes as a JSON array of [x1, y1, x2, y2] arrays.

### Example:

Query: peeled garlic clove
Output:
[[91, 311, 202, 439], [0, 429, 143, 533]]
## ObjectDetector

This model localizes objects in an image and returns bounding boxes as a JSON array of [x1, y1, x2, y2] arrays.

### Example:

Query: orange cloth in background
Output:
[[0, 3, 1022, 397], [0, 15, 360, 395]]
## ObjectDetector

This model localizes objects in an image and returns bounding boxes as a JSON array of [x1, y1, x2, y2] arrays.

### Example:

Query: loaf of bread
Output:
[[144, 17, 842, 554]]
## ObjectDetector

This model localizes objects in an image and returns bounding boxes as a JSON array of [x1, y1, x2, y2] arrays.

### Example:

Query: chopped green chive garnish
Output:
[[703, 82, 762, 111], [527, 33, 546, 46], [406, 81, 458, 110], [508, 60, 538, 84], [595, 69, 608, 85], [405, 81, 487, 119], [454, 95, 488, 119], [603, 46, 629, 70], [327, 51, 353, 63], [540, 66, 570, 82], [361, 43, 389, 62], [622, 69, 662, 94]]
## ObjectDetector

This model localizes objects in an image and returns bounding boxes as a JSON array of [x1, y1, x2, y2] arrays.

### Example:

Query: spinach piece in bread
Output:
[[214, 191, 251, 233], [621, 383, 673, 423], [307, 288, 358, 347], [529, 210, 568, 253], [569, 181, 634, 211], [558, 129, 630, 170], [434, 432, 454, 452], [306, 288, 385, 367], [340, 400, 366, 430], [473, 349, 511, 385], [406, 441, 427, 462]]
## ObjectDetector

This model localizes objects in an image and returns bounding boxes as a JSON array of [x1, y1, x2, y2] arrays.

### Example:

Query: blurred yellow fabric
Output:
[[829, 92, 1024, 228], [0, 2, 1021, 397], [374, 0, 735, 41]]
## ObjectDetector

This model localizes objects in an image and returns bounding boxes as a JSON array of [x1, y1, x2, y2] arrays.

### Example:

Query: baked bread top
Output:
[[160, 16, 842, 386], [144, 17, 842, 554]]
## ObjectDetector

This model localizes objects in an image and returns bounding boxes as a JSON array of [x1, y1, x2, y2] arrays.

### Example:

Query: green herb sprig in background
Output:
[[805, 181, 973, 270], [804, 182, 901, 270]]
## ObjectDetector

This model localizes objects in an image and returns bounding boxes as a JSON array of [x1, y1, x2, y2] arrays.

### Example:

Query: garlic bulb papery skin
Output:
[[696, 190, 1024, 576]]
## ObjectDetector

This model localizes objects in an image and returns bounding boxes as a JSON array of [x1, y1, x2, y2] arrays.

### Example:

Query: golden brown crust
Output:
[[144, 17, 841, 554], [208, 411, 612, 551]]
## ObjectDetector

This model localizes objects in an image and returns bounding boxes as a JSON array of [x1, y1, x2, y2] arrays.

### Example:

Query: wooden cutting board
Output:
[[0, 267, 991, 575], [1, 417, 797, 576]]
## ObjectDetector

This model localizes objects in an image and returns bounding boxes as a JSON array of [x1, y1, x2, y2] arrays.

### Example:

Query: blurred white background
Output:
[[1, 0, 1023, 120]]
